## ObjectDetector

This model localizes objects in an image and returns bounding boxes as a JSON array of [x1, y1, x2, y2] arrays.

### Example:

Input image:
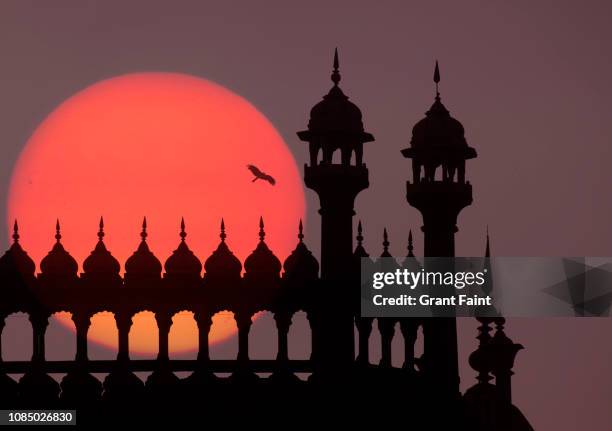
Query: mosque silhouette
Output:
[[0, 51, 533, 430]]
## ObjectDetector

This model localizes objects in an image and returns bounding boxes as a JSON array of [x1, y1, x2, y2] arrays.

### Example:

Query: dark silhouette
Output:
[[247, 164, 276, 185], [0, 52, 531, 430]]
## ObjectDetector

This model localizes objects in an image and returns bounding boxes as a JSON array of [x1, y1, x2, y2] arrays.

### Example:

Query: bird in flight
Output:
[[247, 164, 276, 185]]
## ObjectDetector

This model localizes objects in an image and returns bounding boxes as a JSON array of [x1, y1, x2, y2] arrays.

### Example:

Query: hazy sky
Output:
[[1, 1, 612, 429]]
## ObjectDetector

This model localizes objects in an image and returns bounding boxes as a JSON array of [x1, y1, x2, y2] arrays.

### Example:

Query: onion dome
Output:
[[203, 219, 242, 284], [82, 217, 121, 282], [297, 48, 374, 144], [353, 220, 373, 284], [39, 220, 78, 281], [0, 220, 36, 283], [377, 228, 399, 273], [124, 217, 162, 283], [164, 218, 202, 281], [402, 230, 422, 271], [244, 217, 281, 284], [283, 220, 319, 282], [402, 61, 476, 159]]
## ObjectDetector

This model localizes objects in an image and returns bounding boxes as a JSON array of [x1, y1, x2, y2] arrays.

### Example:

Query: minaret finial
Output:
[[485, 225, 490, 258], [180, 217, 186, 241], [331, 47, 341, 86], [220, 218, 226, 242], [298, 219, 304, 243], [259, 216, 265, 242], [356, 220, 363, 246], [383, 228, 389, 253], [98, 216, 105, 242], [12, 219, 19, 243], [55, 219, 61, 243], [434, 60, 441, 100], [407, 229, 414, 257], [141, 217, 148, 242]]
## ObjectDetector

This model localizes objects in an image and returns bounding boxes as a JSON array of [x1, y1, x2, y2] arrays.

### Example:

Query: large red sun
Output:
[[7, 72, 306, 355]]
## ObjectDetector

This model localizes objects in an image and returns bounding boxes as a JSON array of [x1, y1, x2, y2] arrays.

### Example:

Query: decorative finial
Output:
[[98, 216, 105, 242], [259, 216, 265, 242], [180, 217, 186, 241], [434, 60, 440, 100], [220, 218, 226, 242], [55, 219, 62, 242], [141, 217, 148, 242], [356, 220, 363, 246], [408, 229, 414, 257], [485, 225, 490, 258], [331, 47, 341, 86], [383, 228, 389, 253], [12, 219, 19, 243], [298, 219, 304, 243]]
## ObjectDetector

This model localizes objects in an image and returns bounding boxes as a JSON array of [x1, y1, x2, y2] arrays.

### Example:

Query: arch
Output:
[[3, 312, 31, 361], [209, 310, 237, 362], [88, 311, 117, 360], [129, 311, 157, 359], [249, 311, 276, 360], [368, 318, 382, 365], [413, 325, 424, 370], [288, 311, 311, 360], [390, 321, 403, 368], [46, 311, 75, 361], [169, 311, 197, 360]]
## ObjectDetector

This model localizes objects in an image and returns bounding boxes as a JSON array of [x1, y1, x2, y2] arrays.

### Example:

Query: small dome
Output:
[[203, 219, 242, 283], [283, 220, 319, 282], [244, 217, 281, 284], [125, 218, 162, 281], [164, 218, 202, 279], [40, 220, 78, 280], [82, 218, 120, 279], [406, 62, 476, 160], [0, 221, 36, 282], [410, 98, 469, 150], [297, 49, 374, 144]]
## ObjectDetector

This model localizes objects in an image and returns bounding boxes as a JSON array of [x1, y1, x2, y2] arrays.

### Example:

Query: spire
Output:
[[407, 229, 414, 257], [356, 220, 364, 247], [55, 219, 62, 243], [382, 228, 390, 254], [331, 47, 341, 86], [180, 217, 187, 242], [141, 217, 148, 242], [12, 220, 19, 243], [220, 218, 226, 242], [485, 226, 490, 258], [259, 216, 265, 242], [434, 60, 441, 100], [98, 217, 105, 242], [298, 219, 304, 243]]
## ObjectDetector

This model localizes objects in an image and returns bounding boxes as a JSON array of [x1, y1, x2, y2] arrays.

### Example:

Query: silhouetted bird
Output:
[[247, 164, 276, 185]]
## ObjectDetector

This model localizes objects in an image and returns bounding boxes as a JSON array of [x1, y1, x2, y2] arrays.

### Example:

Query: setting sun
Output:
[[7, 72, 306, 355]]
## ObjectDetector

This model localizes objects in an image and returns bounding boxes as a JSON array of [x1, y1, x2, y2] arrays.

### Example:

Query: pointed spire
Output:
[[331, 47, 341, 86], [407, 229, 414, 257], [12, 220, 19, 243], [180, 217, 187, 241], [140, 217, 148, 242], [55, 219, 62, 243], [382, 228, 389, 254], [434, 60, 441, 100], [485, 226, 490, 258], [356, 220, 364, 247], [98, 216, 105, 242], [220, 218, 226, 242], [259, 216, 265, 242], [298, 219, 304, 243]]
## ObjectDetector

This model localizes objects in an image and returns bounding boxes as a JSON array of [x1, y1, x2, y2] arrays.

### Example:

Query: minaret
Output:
[[401, 61, 477, 397], [298, 49, 374, 374]]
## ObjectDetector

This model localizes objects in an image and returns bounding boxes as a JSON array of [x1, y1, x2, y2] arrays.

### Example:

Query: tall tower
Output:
[[401, 62, 477, 396], [298, 49, 374, 374]]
